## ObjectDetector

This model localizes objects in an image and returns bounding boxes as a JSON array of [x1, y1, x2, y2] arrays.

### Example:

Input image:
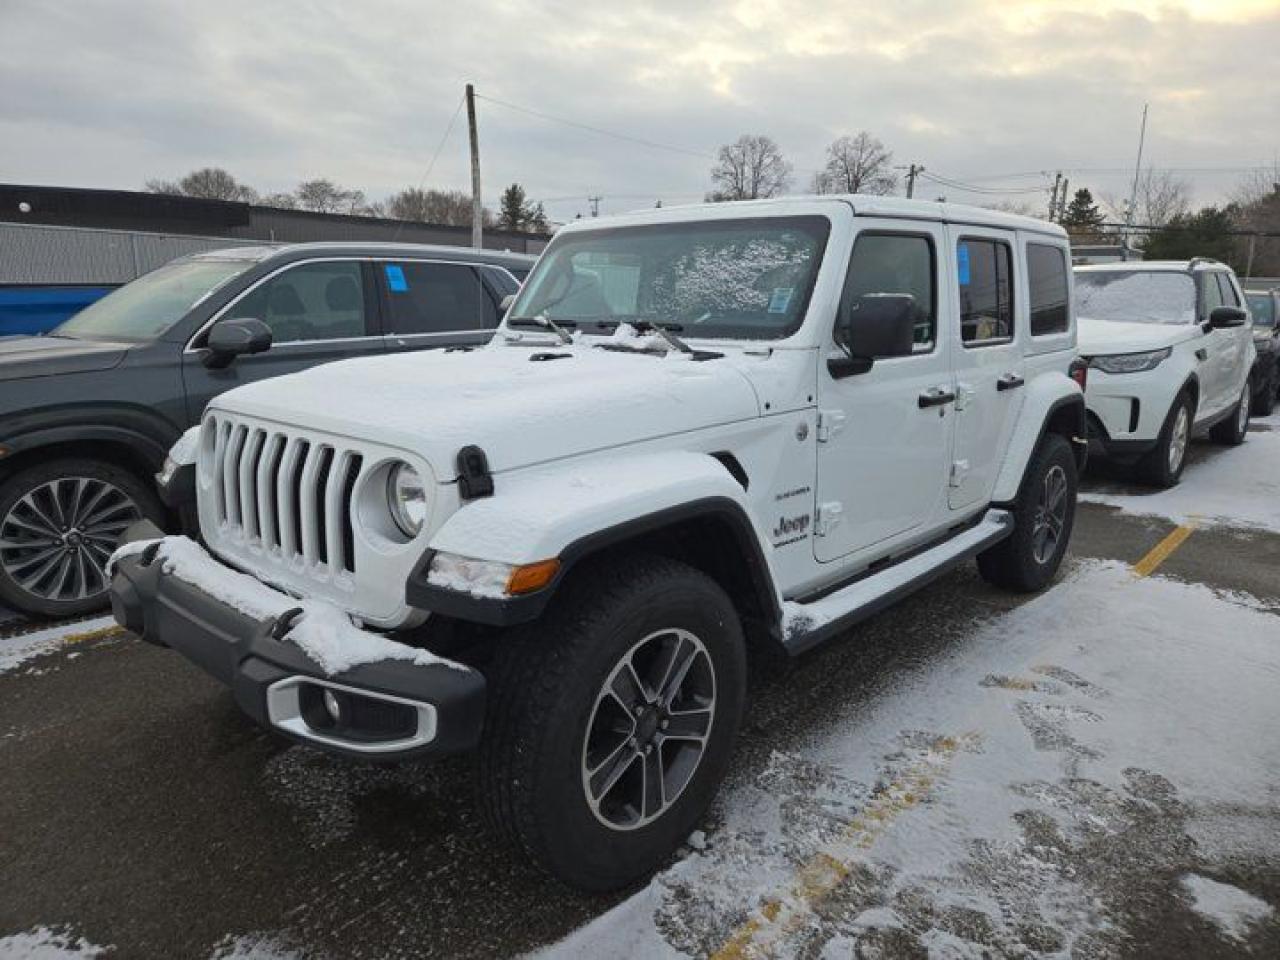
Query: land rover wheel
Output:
[[478, 555, 747, 892], [1136, 392, 1194, 488], [977, 433, 1077, 594], [0, 459, 164, 618], [1210, 381, 1251, 446], [1255, 363, 1277, 417]]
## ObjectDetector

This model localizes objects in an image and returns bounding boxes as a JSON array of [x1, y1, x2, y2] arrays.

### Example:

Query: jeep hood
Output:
[[0, 334, 130, 381], [1076, 315, 1200, 356], [212, 343, 763, 479]]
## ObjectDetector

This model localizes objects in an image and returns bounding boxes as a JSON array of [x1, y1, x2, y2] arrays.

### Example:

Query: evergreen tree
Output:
[[1142, 206, 1239, 267], [497, 183, 547, 233], [1060, 188, 1105, 236]]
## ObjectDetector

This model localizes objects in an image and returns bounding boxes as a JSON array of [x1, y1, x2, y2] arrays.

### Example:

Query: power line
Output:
[[392, 93, 465, 240], [474, 93, 715, 161]]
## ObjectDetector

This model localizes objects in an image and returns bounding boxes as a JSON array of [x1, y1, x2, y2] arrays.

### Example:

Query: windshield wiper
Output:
[[628, 320, 694, 355], [508, 314, 575, 345]]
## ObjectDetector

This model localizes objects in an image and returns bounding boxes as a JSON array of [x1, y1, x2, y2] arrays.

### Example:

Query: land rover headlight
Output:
[[387, 462, 428, 536], [1089, 348, 1171, 374]]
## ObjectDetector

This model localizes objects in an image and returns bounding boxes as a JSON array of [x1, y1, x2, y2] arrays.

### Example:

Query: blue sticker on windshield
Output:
[[768, 287, 794, 314], [957, 244, 971, 286], [385, 264, 408, 292]]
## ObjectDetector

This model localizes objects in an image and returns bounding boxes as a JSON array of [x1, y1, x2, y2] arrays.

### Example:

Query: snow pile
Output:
[[606, 322, 676, 353], [1180, 874, 1275, 941], [424, 555, 510, 599], [108, 537, 465, 676], [0, 926, 113, 958], [1081, 413, 1280, 530], [0, 616, 116, 676]]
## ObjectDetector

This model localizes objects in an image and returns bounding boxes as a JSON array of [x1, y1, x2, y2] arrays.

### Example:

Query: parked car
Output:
[[111, 196, 1085, 892], [1075, 259, 1255, 487], [0, 242, 534, 617], [1245, 286, 1280, 416]]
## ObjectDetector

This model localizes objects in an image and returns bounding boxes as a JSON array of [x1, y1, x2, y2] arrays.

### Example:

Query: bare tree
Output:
[[259, 192, 298, 210], [1230, 159, 1280, 207], [708, 134, 792, 201], [145, 167, 257, 202], [294, 179, 364, 214], [1102, 168, 1191, 228], [811, 132, 897, 195], [387, 187, 494, 226]]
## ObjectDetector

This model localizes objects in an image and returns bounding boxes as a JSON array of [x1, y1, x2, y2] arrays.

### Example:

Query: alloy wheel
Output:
[[0, 477, 141, 603], [582, 628, 716, 830], [1238, 386, 1250, 433], [1030, 464, 1069, 565]]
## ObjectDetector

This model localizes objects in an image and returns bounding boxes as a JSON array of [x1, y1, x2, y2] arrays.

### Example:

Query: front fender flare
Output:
[[991, 373, 1085, 504], [408, 451, 780, 627]]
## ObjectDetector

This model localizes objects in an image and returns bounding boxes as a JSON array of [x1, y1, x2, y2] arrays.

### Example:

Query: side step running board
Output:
[[781, 509, 1014, 655]]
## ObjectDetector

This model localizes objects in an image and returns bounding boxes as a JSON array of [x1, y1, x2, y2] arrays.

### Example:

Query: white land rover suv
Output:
[[1075, 259, 1255, 487], [111, 197, 1086, 891]]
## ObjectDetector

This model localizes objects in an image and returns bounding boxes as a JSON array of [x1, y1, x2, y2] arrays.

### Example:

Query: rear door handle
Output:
[[996, 374, 1025, 392], [918, 387, 956, 408]]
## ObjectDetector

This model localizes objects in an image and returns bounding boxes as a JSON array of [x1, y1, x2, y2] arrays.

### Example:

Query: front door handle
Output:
[[918, 387, 956, 408], [996, 373, 1025, 392]]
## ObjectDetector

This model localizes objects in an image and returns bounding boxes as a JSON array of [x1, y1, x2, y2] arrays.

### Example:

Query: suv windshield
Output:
[[1246, 292, 1275, 326], [1074, 269, 1196, 325], [509, 216, 830, 340], [54, 258, 255, 341]]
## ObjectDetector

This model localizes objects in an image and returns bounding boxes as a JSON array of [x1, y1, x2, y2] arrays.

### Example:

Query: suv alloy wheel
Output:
[[0, 459, 164, 617], [479, 555, 747, 891], [1210, 381, 1251, 446]]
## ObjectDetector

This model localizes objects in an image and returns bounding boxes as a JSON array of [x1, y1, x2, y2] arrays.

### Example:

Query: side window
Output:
[[958, 238, 1014, 344], [228, 261, 367, 344], [1215, 273, 1239, 307], [1201, 273, 1225, 315], [841, 233, 936, 350], [1027, 243, 1069, 336], [382, 261, 486, 334]]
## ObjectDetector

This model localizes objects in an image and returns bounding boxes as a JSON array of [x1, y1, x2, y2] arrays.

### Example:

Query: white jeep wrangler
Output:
[[110, 197, 1086, 891]]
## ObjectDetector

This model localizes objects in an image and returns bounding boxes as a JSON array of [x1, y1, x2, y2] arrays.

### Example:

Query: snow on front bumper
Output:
[[107, 523, 485, 759]]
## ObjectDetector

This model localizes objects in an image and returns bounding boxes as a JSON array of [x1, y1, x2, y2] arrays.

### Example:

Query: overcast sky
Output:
[[2, 0, 1277, 222]]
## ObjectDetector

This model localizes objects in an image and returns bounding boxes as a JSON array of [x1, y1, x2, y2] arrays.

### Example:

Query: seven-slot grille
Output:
[[208, 416, 363, 575]]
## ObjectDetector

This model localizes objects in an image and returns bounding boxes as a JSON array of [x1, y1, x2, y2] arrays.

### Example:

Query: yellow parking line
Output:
[[62, 624, 125, 646], [710, 734, 977, 960], [1131, 523, 1197, 579]]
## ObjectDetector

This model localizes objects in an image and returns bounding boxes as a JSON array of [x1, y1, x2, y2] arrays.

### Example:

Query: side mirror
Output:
[[203, 317, 272, 368], [500, 294, 516, 313], [1208, 305, 1247, 329], [829, 294, 918, 378]]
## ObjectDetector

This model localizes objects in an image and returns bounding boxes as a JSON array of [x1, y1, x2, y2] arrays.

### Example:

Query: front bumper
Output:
[[109, 523, 485, 761], [1084, 365, 1178, 459]]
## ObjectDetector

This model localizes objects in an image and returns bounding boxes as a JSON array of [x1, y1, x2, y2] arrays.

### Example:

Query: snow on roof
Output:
[[1075, 259, 1225, 274]]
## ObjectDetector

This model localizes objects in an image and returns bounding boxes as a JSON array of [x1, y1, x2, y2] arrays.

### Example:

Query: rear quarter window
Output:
[[1027, 244, 1069, 336]]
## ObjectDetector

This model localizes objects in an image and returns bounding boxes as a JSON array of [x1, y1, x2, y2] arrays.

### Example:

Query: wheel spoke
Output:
[[16, 495, 61, 536], [15, 549, 64, 590], [608, 661, 646, 713], [6, 544, 63, 573], [663, 706, 712, 742], [657, 636, 698, 707], [589, 740, 639, 801], [640, 748, 665, 818], [0, 535, 59, 551], [72, 480, 112, 527]]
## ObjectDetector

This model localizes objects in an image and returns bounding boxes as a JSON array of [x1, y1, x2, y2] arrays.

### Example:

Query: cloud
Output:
[[0, 0, 1275, 219]]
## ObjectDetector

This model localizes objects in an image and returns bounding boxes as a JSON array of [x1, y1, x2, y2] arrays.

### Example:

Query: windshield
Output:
[[1073, 270, 1196, 325], [1246, 293, 1275, 326], [54, 259, 254, 341], [509, 216, 830, 340]]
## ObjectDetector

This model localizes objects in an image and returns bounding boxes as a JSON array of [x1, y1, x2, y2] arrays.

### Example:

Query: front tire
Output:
[[1135, 392, 1194, 488], [977, 433, 1077, 593], [1210, 380, 1250, 445], [478, 555, 747, 892], [0, 458, 164, 618]]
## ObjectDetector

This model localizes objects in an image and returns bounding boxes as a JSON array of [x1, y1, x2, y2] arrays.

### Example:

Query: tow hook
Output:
[[270, 607, 305, 641]]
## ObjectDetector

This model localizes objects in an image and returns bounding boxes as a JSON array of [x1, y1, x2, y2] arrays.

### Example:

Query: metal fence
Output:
[[0, 222, 267, 284]]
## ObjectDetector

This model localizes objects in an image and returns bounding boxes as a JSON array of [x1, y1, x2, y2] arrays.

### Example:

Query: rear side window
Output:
[[841, 233, 936, 350], [382, 261, 491, 334], [1027, 244, 1069, 336], [229, 261, 368, 344], [958, 239, 1014, 344]]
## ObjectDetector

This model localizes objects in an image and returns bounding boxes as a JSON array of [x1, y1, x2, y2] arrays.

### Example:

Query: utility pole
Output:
[[1123, 102, 1149, 250], [1246, 234, 1257, 279], [1057, 177, 1070, 223], [1048, 172, 1062, 222], [903, 163, 924, 199], [465, 83, 483, 249], [588, 195, 602, 217]]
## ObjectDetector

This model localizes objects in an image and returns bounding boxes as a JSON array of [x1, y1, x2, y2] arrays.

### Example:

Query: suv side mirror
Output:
[[1208, 305, 1247, 329], [830, 295, 918, 378], [203, 317, 273, 368], [500, 294, 517, 313]]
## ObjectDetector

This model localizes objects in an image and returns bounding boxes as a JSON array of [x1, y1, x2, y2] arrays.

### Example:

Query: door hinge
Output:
[[816, 409, 846, 442], [954, 382, 976, 411], [949, 460, 970, 488], [815, 501, 843, 536]]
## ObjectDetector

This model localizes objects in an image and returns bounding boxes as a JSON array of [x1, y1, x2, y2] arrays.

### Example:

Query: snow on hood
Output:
[[209, 339, 763, 479], [1076, 315, 1201, 356]]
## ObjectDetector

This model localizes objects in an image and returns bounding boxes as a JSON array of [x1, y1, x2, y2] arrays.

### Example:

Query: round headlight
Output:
[[387, 462, 428, 537]]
